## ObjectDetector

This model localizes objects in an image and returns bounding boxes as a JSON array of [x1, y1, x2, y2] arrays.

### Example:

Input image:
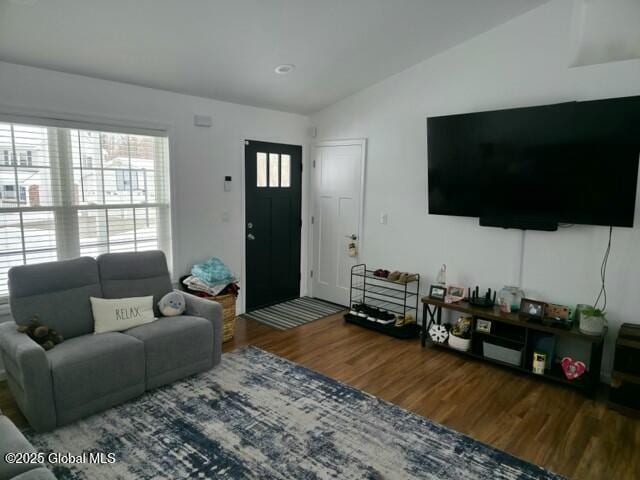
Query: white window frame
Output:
[[0, 110, 175, 302]]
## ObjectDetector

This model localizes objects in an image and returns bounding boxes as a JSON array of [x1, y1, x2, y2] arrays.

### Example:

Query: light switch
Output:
[[380, 212, 388, 225], [221, 211, 230, 222], [224, 176, 232, 192]]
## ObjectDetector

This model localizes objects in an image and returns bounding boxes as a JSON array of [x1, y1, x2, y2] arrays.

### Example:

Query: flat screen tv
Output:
[[427, 96, 640, 230]]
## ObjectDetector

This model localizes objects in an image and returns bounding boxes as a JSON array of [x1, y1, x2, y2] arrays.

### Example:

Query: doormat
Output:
[[242, 297, 345, 330]]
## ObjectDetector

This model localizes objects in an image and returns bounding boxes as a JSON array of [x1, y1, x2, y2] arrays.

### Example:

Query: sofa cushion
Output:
[[9, 257, 102, 339], [98, 251, 172, 317], [91, 296, 156, 333], [124, 316, 213, 387], [47, 333, 145, 415]]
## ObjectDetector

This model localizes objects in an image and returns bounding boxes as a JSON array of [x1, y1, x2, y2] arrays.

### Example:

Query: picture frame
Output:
[[446, 285, 466, 299], [429, 284, 447, 301], [544, 303, 570, 320], [445, 284, 466, 304], [476, 318, 492, 333], [519, 298, 545, 322]]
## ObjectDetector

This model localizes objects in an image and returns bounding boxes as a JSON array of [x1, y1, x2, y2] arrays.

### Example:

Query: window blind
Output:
[[0, 121, 171, 298]]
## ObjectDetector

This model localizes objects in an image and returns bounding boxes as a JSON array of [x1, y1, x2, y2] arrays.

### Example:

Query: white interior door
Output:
[[312, 139, 366, 306]]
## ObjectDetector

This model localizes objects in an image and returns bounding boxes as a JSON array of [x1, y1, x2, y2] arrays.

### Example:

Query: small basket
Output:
[[211, 293, 237, 342], [448, 334, 471, 352]]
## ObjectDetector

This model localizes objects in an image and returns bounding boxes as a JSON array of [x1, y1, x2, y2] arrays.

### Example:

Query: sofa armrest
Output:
[[179, 291, 223, 364], [0, 321, 56, 432], [0, 415, 44, 479]]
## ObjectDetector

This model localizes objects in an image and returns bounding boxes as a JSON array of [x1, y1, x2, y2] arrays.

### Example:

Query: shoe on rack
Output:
[[366, 306, 382, 321], [376, 310, 396, 325], [387, 271, 401, 281], [351, 303, 368, 317], [398, 273, 417, 284]]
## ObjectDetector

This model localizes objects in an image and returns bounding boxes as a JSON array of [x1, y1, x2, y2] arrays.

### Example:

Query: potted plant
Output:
[[579, 306, 607, 335]]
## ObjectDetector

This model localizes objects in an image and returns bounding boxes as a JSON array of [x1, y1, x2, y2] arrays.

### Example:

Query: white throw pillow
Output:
[[91, 296, 156, 334]]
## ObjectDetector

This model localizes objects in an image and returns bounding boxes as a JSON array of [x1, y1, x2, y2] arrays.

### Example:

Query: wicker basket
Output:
[[211, 293, 237, 342]]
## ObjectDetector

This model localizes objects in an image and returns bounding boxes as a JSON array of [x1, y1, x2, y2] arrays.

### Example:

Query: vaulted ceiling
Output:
[[0, 0, 548, 114]]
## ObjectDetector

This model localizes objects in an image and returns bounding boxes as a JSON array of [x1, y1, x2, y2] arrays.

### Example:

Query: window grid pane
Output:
[[280, 154, 291, 188], [256, 152, 267, 187], [269, 153, 279, 187]]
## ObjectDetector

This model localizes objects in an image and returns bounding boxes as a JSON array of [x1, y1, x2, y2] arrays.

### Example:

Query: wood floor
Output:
[[2, 312, 639, 479]]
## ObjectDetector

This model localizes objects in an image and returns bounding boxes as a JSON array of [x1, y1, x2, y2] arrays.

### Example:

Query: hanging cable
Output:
[[593, 226, 612, 311]]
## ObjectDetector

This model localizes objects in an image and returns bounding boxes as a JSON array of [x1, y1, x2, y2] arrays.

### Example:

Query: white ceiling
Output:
[[0, 0, 548, 114]]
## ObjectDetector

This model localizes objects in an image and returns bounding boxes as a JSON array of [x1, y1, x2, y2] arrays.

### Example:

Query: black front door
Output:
[[245, 140, 302, 311]]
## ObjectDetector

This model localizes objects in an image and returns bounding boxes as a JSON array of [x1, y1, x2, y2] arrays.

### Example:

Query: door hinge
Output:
[[300, 219, 303, 228], [311, 216, 315, 224], [313, 160, 316, 168], [310, 270, 314, 278]]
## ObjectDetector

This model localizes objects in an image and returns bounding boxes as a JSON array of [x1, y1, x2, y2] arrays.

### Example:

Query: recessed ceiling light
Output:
[[274, 64, 296, 75]]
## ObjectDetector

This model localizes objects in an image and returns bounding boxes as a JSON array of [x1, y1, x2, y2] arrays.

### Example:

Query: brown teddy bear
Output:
[[17, 317, 64, 351]]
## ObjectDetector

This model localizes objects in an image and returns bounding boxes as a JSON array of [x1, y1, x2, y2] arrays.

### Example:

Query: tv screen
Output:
[[427, 96, 640, 228]]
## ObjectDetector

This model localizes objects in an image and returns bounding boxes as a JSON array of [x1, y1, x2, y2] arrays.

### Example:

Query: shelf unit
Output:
[[345, 264, 420, 339], [421, 298, 605, 396], [609, 324, 640, 416]]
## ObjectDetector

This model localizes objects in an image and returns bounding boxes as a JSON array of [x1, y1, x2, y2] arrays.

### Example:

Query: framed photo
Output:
[[545, 303, 570, 320], [445, 285, 466, 304], [519, 298, 545, 321], [429, 284, 447, 300], [476, 318, 492, 333], [446, 285, 466, 299]]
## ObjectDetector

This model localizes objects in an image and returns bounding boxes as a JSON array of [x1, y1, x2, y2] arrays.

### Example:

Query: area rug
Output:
[[27, 347, 564, 479], [242, 296, 345, 330]]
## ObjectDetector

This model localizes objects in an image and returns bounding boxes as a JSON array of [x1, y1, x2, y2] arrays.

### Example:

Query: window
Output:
[[256, 152, 291, 188], [0, 122, 171, 298], [3, 185, 15, 199], [280, 154, 291, 188], [269, 153, 279, 187], [116, 170, 141, 192], [256, 152, 267, 187]]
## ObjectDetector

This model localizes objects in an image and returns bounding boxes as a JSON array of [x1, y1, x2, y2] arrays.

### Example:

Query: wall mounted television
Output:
[[427, 96, 640, 230]]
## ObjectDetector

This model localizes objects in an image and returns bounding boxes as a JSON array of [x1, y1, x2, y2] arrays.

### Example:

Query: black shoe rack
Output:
[[344, 264, 420, 339]]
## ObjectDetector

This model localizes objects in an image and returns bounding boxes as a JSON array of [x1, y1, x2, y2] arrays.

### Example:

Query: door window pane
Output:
[[269, 153, 279, 187], [280, 154, 291, 188], [256, 152, 267, 187]]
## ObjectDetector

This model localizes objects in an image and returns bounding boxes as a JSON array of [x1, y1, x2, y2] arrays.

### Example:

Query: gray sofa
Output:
[[0, 409, 56, 479], [0, 251, 223, 432]]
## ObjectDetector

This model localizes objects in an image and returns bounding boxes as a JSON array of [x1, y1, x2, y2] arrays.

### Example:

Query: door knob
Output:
[[247, 233, 256, 240], [344, 234, 357, 241]]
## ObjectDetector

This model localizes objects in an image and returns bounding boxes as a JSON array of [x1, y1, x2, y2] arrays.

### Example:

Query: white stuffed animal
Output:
[[158, 291, 186, 317]]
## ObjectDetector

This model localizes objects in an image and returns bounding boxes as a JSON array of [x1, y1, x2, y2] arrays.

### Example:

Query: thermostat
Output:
[[224, 176, 232, 192]]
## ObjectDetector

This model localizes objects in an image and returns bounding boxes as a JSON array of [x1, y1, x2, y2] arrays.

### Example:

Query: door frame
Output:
[[310, 138, 367, 300], [240, 135, 309, 315]]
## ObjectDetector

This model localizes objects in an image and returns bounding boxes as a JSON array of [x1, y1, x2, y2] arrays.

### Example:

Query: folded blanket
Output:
[[182, 275, 229, 296], [191, 257, 235, 286]]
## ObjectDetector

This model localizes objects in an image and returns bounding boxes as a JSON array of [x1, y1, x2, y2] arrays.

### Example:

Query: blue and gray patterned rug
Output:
[[28, 347, 563, 479]]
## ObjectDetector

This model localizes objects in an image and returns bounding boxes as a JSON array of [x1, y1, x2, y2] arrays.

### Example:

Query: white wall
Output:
[[0, 61, 311, 377], [311, 0, 640, 380]]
